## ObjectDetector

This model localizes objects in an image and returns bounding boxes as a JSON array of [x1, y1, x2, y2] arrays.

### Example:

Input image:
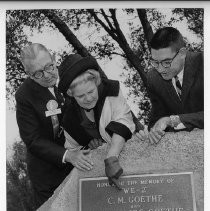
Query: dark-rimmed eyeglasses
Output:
[[31, 63, 55, 79], [150, 50, 180, 69]]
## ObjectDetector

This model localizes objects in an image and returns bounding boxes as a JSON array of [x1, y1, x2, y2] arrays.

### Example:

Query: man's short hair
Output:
[[150, 27, 185, 51], [20, 43, 50, 73]]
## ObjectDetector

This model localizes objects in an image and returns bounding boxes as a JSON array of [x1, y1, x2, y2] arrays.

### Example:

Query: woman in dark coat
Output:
[[58, 54, 135, 188]]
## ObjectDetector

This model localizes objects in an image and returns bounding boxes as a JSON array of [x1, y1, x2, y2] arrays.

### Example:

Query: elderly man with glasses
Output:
[[134, 27, 203, 144], [15, 43, 74, 209]]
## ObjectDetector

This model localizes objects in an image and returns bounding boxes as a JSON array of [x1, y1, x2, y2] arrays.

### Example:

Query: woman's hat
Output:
[[58, 54, 99, 93]]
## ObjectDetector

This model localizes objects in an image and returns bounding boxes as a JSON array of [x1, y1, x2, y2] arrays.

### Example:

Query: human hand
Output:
[[132, 126, 149, 141], [66, 149, 94, 171], [153, 117, 171, 132], [148, 128, 165, 145], [88, 138, 103, 150], [104, 156, 123, 190], [147, 117, 171, 145]]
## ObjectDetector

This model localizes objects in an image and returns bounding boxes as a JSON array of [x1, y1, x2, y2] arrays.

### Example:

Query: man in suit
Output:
[[15, 43, 74, 209], [134, 27, 203, 144]]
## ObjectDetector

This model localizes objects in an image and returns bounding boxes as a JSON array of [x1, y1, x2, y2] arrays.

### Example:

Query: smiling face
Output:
[[72, 80, 99, 110], [151, 47, 186, 80], [28, 51, 58, 87]]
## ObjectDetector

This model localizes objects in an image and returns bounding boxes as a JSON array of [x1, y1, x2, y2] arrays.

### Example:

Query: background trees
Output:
[[6, 8, 203, 210], [7, 140, 36, 211], [6, 8, 203, 119]]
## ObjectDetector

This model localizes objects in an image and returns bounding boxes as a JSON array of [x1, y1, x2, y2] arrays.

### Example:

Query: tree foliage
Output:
[[172, 8, 204, 39], [6, 8, 204, 121], [7, 140, 36, 211]]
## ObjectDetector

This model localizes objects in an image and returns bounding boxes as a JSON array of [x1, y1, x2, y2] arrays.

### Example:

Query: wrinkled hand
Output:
[[66, 149, 93, 171], [148, 128, 165, 145], [148, 117, 171, 145], [132, 126, 164, 145], [132, 126, 149, 141], [153, 117, 171, 132], [104, 156, 123, 190], [88, 138, 104, 150]]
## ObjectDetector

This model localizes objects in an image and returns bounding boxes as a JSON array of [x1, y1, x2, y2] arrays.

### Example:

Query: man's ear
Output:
[[179, 47, 187, 55], [28, 74, 33, 80], [179, 47, 187, 60], [24, 69, 33, 79], [66, 89, 73, 97], [51, 53, 56, 63]]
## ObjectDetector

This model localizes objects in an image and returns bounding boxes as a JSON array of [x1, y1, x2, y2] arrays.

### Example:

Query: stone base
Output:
[[38, 129, 204, 211]]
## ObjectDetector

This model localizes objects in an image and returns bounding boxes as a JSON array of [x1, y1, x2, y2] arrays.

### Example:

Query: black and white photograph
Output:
[[4, 2, 207, 211]]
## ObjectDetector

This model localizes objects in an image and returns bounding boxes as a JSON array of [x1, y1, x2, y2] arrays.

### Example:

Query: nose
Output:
[[156, 64, 165, 73], [43, 71, 51, 79], [85, 94, 92, 102]]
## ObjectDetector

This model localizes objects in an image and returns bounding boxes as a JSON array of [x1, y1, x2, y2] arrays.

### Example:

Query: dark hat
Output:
[[58, 54, 99, 94]]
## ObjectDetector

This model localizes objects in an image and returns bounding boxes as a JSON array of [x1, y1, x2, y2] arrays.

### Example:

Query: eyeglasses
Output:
[[31, 63, 55, 79], [150, 50, 180, 69]]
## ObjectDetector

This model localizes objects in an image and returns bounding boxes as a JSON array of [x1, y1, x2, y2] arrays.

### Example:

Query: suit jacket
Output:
[[147, 51, 204, 131], [15, 78, 73, 194]]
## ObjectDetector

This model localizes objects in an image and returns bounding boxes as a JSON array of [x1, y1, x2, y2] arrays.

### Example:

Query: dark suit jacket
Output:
[[15, 78, 73, 196], [147, 51, 204, 131]]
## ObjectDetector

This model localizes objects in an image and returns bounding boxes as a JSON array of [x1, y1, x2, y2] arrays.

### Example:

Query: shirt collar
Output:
[[176, 67, 184, 85], [48, 78, 59, 89], [56, 77, 59, 87]]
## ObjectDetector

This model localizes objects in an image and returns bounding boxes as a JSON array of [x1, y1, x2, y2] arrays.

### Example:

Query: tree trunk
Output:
[[137, 9, 154, 48], [88, 9, 147, 85], [40, 10, 90, 57], [40, 10, 107, 79], [115, 36, 147, 84]]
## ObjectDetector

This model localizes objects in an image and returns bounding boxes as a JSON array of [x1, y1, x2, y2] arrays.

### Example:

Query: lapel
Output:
[[27, 78, 63, 124], [94, 82, 106, 128], [181, 51, 197, 104], [163, 78, 182, 110], [28, 78, 59, 106], [94, 79, 119, 128]]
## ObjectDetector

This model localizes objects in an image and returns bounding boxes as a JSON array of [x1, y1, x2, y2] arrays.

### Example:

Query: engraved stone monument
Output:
[[38, 130, 203, 211], [80, 172, 196, 211]]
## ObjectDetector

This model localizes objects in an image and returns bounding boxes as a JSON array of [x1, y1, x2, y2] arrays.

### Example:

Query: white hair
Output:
[[67, 69, 101, 96], [20, 43, 51, 73]]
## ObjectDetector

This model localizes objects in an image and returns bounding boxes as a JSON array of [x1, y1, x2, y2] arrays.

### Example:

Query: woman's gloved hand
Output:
[[104, 156, 123, 190]]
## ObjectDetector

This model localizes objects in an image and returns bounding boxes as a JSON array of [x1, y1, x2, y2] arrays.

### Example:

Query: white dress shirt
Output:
[[172, 69, 184, 95], [171, 69, 186, 130]]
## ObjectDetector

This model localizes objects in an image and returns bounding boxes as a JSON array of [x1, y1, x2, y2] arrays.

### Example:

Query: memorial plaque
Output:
[[79, 172, 196, 211]]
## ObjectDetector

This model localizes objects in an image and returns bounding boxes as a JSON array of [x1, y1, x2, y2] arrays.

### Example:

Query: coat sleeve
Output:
[[179, 52, 204, 130], [105, 89, 135, 141], [15, 92, 66, 168], [179, 111, 204, 130]]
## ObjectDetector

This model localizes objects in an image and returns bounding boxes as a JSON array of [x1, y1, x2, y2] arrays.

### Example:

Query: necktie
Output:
[[175, 76, 182, 99], [53, 86, 65, 107], [52, 86, 65, 139]]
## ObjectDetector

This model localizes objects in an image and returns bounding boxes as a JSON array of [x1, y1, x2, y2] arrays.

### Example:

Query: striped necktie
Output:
[[175, 76, 182, 99], [52, 86, 65, 138]]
